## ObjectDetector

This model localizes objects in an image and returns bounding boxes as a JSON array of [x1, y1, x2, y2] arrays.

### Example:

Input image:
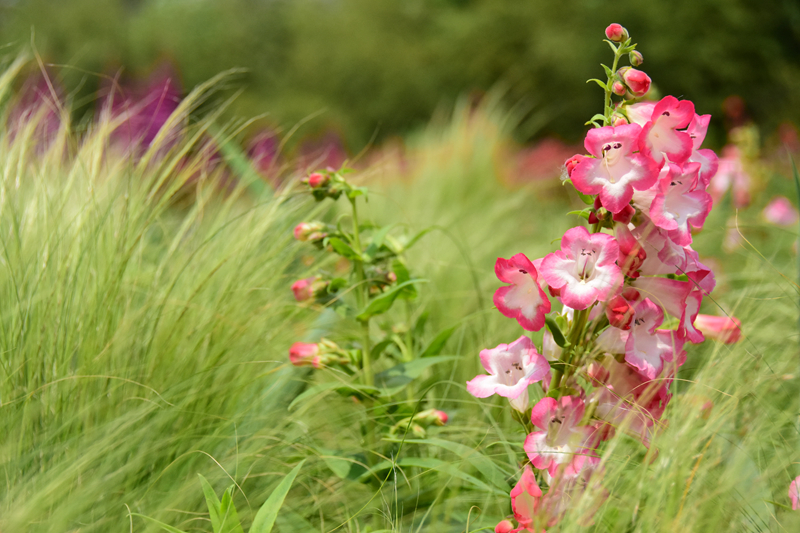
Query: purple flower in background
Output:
[[8, 71, 64, 152]]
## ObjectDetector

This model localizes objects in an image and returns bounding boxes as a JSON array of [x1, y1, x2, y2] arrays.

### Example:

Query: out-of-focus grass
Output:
[[0, 60, 797, 533]]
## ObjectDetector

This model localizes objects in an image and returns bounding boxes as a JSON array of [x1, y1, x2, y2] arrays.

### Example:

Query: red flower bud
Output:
[[588, 211, 599, 224], [606, 294, 634, 330], [307, 172, 328, 188], [605, 23, 628, 42], [565, 154, 588, 178], [612, 81, 626, 96], [433, 410, 448, 425], [495, 520, 516, 533], [293, 221, 327, 242], [612, 204, 636, 224], [620, 67, 651, 97], [289, 342, 321, 367]]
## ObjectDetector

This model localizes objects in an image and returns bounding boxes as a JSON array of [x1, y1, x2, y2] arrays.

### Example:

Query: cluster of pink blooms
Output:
[[465, 24, 756, 531]]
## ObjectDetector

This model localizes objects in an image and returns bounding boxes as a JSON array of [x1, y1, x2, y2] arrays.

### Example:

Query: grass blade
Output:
[[249, 460, 306, 533]]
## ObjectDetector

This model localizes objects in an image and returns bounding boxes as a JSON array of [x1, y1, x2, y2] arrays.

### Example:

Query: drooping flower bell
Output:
[[494, 254, 551, 331], [649, 162, 712, 246], [639, 95, 695, 167], [524, 396, 596, 476]]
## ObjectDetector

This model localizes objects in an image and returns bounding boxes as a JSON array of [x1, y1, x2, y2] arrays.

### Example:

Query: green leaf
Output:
[[363, 224, 395, 260], [219, 487, 245, 533], [563, 178, 594, 205], [328, 237, 362, 261], [370, 337, 396, 359], [346, 186, 368, 200], [566, 208, 592, 221], [250, 460, 306, 533], [601, 64, 613, 79], [400, 227, 434, 252], [419, 326, 457, 358], [289, 381, 380, 410], [391, 259, 417, 299], [198, 475, 222, 533], [387, 438, 512, 491], [545, 316, 569, 348], [327, 277, 348, 293], [603, 39, 619, 53], [360, 457, 505, 496], [355, 279, 427, 322], [374, 355, 457, 392], [587, 78, 607, 90], [413, 311, 429, 342], [319, 452, 352, 479], [130, 514, 189, 533]]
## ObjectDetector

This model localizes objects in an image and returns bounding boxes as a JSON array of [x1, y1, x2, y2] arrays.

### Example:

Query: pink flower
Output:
[[570, 124, 658, 213], [762, 196, 799, 227], [680, 291, 705, 343], [510, 465, 543, 530], [466, 336, 551, 412], [620, 68, 651, 97], [624, 299, 687, 379], [630, 275, 692, 320], [540, 227, 623, 310], [524, 396, 595, 476], [289, 342, 321, 367], [790, 476, 800, 510], [625, 102, 656, 126], [605, 294, 635, 330], [291, 276, 319, 301], [639, 96, 695, 167], [605, 23, 627, 42], [686, 114, 719, 188], [565, 153, 589, 178], [710, 145, 751, 208], [694, 314, 742, 344], [615, 223, 647, 277], [494, 254, 551, 331], [649, 163, 712, 246]]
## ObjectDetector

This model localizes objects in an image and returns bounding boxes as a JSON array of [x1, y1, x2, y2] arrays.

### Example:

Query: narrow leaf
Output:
[[219, 487, 245, 533], [328, 237, 362, 261], [355, 280, 427, 322], [130, 514, 189, 533], [250, 460, 307, 533], [566, 209, 592, 220], [198, 474, 222, 533], [586, 78, 607, 90], [545, 316, 570, 348], [419, 326, 457, 358]]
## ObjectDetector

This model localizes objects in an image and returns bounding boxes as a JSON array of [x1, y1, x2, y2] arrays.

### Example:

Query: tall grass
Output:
[[0, 60, 797, 532]]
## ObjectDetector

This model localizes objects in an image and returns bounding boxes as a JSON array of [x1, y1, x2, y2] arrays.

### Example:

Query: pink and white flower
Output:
[[680, 291, 704, 343], [570, 124, 658, 213], [466, 336, 551, 412], [649, 163, 712, 246], [762, 196, 799, 227], [540, 227, 623, 310], [790, 476, 800, 511], [686, 114, 719, 188], [694, 314, 742, 344], [524, 396, 596, 476], [289, 342, 321, 367], [710, 145, 751, 208], [631, 275, 691, 320], [639, 96, 695, 167], [494, 254, 551, 331], [625, 299, 687, 379], [510, 465, 543, 531]]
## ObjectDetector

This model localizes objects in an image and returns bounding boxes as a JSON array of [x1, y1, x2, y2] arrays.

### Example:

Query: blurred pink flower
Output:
[[762, 196, 799, 227], [790, 475, 799, 510], [710, 145, 751, 208], [693, 314, 742, 344]]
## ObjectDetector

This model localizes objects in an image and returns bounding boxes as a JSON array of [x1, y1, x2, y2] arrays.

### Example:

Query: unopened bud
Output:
[[611, 81, 626, 96], [612, 114, 629, 127], [588, 211, 599, 224], [564, 154, 588, 178], [291, 276, 328, 301], [619, 67, 651, 97], [629, 50, 643, 67], [606, 294, 634, 330], [605, 23, 629, 43], [289, 342, 321, 367], [612, 204, 636, 224], [415, 408, 449, 427], [495, 520, 516, 533], [386, 271, 398, 283], [306, 172, 328, 188], [293, 221, 327, 242]]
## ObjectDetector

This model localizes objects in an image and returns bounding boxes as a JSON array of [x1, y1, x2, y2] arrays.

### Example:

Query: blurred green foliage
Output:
[[1, 0, 799, 150]]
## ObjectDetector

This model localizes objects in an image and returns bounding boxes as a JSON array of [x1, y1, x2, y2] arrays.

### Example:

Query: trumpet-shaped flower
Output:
[[790, 476, 799, 510], [540, 227, 623, 310], [680, 291, 704, 343], [686, 114, 719, 187], [639, 96, 695, 167], [631, 275, 691, 319], [466, 336, 551, 412], [524, 396, 595, 476], [694, 314, 742, 344], [494, 254, 551, 331], [625, 299, 686, 379], [649, 163, 712, 246], [570, 124, 658, 213], [510, 465, 543, 530]]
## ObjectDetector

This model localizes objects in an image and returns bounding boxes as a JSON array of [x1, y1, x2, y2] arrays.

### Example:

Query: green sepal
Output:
[[545, 316, 570, 348]]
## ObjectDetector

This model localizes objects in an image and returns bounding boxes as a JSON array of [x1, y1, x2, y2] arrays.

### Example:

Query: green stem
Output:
[[603, 45, 624, 126], [349, 197, 373, 387]]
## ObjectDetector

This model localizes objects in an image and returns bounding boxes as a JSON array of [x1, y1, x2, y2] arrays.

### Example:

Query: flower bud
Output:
[[694, 314, 742, 344], [611, 81, 626, 96], [306, 172, 328, 188], [619, 67, 651, 97], [612, 114, 629, 127], [629, 50, 643, 67], [587, 211, 600, 224], [293, 221, 327, 242], [605, 23, 628, 42], [495, 520, 516, 533], [605, 294, 634, 330], [432, 410, 448, 425], [612, 204, 635, 224], [386, 271, 398, 283], [289, 342, 321, 367], [291, 276, 318, 301], [564, 154, 588, 178]]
